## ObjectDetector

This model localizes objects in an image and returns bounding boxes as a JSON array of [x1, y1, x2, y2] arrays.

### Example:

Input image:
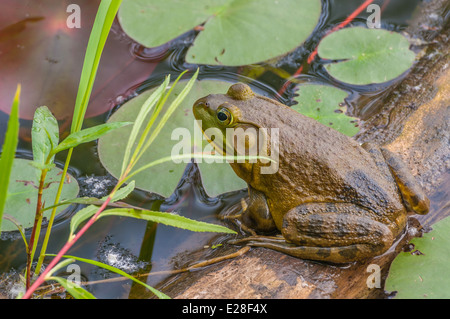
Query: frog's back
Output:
[[246, 95, 403, 218]]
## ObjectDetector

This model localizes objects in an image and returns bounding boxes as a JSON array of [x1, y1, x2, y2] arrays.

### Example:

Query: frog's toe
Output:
[[228, 235, 284, 246]]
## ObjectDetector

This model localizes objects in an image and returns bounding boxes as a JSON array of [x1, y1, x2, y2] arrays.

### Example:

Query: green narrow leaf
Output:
[[71, 0, 123, 133], [46, 180, 136, 212], [48, 254, 170, 299], [2, 214, 28, 250], [31, 106, 59, 168], [47, 276, 96, 299], [69, 182, 135, 237], [51, 122, 132, 156], [0, 84, 21, 234], [135, 69, 199, 166], [121, 76, 170, 175], [100, 208, 236, 234]]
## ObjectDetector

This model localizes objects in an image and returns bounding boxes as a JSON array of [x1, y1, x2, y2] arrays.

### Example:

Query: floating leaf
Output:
[[1, 158, 79, 232], [385, 216, 450, 299], [118, 0, 321, 66], [292, 84, 359, 136], [0, 85, 20, 234], [98, 79, 247, 197], [317, 27, 416, 85]]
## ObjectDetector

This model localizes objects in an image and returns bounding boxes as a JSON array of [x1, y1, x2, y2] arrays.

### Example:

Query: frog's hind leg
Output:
[[362, 142, 429, 215], [230, 203, 394, 263], [380, 148, 430, 215]]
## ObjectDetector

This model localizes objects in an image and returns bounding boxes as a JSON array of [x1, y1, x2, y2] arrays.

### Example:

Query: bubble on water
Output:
[[78, 175, 116, 198], [0, 270, 25, 299], [96, 236, 149, 277]]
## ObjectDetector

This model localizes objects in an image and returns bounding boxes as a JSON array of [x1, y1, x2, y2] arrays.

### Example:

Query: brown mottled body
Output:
[[193, 83, 429, 263]]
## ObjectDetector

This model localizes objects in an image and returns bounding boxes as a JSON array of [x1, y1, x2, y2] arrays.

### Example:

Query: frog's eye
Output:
[[216, 108, 233, 125]]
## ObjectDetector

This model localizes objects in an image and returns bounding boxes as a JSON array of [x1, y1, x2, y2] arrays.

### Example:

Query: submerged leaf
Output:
[[317, 27, 416, 85]]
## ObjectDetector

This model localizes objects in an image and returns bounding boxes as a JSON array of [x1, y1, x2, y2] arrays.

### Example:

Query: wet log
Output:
[[158, 0, 450, 299]]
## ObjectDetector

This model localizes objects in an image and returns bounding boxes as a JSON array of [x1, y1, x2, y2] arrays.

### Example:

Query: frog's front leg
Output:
[[241, 185, 277, 233], [230, 202, 394, 263]]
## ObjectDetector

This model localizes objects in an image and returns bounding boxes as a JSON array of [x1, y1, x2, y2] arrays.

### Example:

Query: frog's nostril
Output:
[[194, 98, 210, 109]]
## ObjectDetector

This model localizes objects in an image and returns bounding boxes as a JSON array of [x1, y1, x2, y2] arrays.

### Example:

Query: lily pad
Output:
[[1, 158, 79, 232], [317, 27, 416, 85], [98, 79, 247, 198], [384, 216, 450, 299], [291, 84, 359, 136], [118, 0, 321, 66]]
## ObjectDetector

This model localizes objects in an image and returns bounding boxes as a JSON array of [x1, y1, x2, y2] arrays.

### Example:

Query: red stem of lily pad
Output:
[[277, 0, 376, 96]]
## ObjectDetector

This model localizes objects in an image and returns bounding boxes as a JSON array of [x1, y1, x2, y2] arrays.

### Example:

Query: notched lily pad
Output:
[[385, 216, 450, 299], [317, 27, 416, 85], [1, 158, 79, 232], [291, 84, 359, 137], [98, 79, 247, 198], [119, 0, 321, 66]]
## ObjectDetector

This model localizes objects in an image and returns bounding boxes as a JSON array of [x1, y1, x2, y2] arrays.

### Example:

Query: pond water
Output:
[[0, 0, 432, 298]]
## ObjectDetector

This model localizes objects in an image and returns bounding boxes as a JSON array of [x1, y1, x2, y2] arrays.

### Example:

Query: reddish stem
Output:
[[22, 196, 112, 299], [277, 0, 376, 96], [26, 169, 48, 289]]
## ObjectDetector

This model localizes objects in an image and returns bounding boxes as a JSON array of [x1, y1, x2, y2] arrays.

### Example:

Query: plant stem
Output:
[[26, 168, 48, 289], [22, 194, 113, 298], [34, 148, 74, 275]]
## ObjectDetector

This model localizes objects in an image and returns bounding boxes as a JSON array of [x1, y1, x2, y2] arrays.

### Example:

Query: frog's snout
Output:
[[193, 97, 211, 120]]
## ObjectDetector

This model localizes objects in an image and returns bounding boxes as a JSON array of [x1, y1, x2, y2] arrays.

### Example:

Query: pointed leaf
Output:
[[68, 182, 135, 237], [31, 106, 59, 167], [100, 208, 236, 234], [0, 84, 20, 234], [48, 276, 96, 299], [51, 121, 132, 156]]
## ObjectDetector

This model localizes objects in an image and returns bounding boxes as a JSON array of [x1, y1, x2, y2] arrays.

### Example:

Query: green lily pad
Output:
[[317, 27, 416, 85], [118, 0, 321, 66], [1, 158, 79, 232], [291, 84, 359, 137], [98, 79, 247, 198], [384, 216, 450, 299]]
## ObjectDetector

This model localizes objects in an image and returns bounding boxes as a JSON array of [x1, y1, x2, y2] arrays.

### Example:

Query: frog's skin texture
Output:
[[193, 83, 430, 263]]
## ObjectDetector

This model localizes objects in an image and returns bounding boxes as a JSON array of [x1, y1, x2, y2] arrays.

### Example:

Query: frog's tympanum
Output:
[[193, 83, 429, 263]]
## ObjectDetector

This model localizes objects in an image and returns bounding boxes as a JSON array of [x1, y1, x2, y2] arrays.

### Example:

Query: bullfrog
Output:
[[193, 83, 430, 263]]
